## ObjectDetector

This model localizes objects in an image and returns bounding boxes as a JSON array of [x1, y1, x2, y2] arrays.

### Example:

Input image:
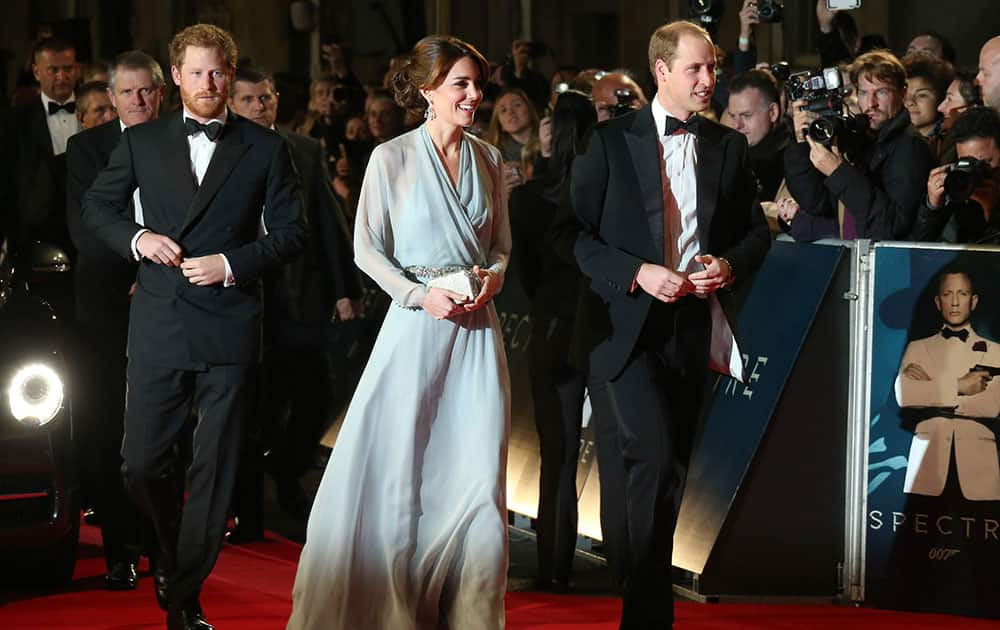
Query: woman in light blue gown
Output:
[[287, 36, 511, 630]]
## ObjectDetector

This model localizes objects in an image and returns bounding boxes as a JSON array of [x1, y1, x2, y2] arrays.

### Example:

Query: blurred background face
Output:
[[309, 80, 334, 117], [726, 87, 777, 147], [344, 116, 370, 142], [230, 79, 278, 128], [856, 74, 904, 130], [110, 67, 163, 127], [366, 98, 403, 142], [978, 40, 1000, 110], [938, 79, 971, 118], [906, 35, 944, 60], [33, 48, 78, 102], [77, 91, 117, 129], [903, 76, 940, 131], [495, 91, 531, 134], [592, 73, 646, 122]]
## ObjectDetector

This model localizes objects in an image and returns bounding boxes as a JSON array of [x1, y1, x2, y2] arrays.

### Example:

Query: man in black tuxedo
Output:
[[0, 37, 80, 314], [66, 49, 166, 592], [81, 25, 305, 630], [227, 67, 363, 538], [570, 21, 770, 629]]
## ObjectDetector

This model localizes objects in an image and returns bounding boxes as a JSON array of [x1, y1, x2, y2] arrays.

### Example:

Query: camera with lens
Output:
[[757, 0, 784, 23], [775, 63, 870, 155], [945, 157, 992, 202], [612, 88, 639, 118]]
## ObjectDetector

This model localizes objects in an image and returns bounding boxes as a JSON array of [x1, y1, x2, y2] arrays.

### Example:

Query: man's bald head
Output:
[[978, 36, 1000, 110], [593, 72, 647, 121]]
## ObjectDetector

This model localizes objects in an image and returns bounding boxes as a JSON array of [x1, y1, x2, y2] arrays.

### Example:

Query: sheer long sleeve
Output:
[[485, 149, 511, 288], [353, 145, 428, 308]]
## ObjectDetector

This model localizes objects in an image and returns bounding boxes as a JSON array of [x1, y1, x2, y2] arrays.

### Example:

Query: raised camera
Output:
[[757, 0, 783, 23], [781, 64, 870, 155], [945, 157, 992, 202]]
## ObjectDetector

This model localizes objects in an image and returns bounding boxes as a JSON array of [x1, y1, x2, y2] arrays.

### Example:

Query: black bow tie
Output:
[[663, 114, 700, 136], [185, 118, 223, 141], [48, 101, 75, 115], [941, 328, 969, 342]]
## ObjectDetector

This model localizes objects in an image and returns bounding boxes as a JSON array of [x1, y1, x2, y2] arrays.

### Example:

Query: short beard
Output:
[[180, 86, 226, 120]]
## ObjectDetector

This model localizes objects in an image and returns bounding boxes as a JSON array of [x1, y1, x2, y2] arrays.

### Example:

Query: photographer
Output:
[[592, 71, 647, 122], [912, 106, 1000, 244], [499, 39, 550, 114], [727, 69, 790, 201], [782, 50, 934, 241]]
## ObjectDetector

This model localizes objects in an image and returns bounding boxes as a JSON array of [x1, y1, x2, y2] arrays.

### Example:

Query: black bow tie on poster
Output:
[[663, 114, 700, 136], [48, 101, 75, 115], [941, 328, 969, 342], [185, 118, 223, 141]]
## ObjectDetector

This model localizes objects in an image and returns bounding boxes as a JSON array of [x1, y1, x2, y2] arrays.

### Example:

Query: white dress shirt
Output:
[[650, 96, 744, 381], [40, 92, 81, 155], [130, 108, 235, 285]]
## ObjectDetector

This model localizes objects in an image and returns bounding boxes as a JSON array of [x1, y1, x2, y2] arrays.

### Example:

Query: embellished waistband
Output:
[[404, 265, 475, 280]]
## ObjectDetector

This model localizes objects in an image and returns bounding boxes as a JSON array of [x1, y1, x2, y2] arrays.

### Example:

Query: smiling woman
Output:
[[484, 87, 539, 164]]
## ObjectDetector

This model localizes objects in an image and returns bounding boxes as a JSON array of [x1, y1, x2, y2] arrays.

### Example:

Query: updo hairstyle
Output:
[[389, 35, 489, 115]]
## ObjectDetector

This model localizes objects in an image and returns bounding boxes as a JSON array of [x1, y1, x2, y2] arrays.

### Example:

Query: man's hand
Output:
[[806, 136, 844, 177], [791, 99, 819, 143], [959, 369, 992, 396], [689, 255, 732, 298], [777, 197, 801, 224], [816, 0, 837, 33], [137, 232, 183, 267], [636, 263, 694, 303], [335, 297, 363, 321], [926, 164, 950, 209], [739, 0, 760, 49], [902, 363, 931, 381], [181, 254, 227, 286], [423, 287, 470, 320]]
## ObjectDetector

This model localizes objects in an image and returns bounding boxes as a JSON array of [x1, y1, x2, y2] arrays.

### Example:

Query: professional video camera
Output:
[[772, 62, 870, 156], [757, 0, 783, 23], [612, 88, 639, 118], [945, 157, 993, 202]]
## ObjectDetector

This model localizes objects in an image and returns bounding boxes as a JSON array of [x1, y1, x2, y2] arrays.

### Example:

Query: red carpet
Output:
[[1, 525, 997, 629]]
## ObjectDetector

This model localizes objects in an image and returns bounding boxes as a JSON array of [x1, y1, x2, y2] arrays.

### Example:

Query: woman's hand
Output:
[[423, 287, 470, 320], [463, 266, 501, 312]]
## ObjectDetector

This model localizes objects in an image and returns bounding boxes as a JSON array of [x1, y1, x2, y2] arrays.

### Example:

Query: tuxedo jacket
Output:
[[66, 118, 136, 330], [81, 111, 306, 368], [0, 99, 71, 252], [894, 328, 1000, 500], [571, 104, 771, 382], [273, 129, 361, 325]]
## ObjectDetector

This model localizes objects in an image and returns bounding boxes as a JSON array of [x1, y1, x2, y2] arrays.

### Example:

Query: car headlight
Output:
[[8, 364, 64, 426]]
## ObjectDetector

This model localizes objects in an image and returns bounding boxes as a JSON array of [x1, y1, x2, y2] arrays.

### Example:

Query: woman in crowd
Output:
[[485, 87, 539, 170], [287, 34, 511, 630], [902, 54, 954, 159], [509, 89, 596, 593]]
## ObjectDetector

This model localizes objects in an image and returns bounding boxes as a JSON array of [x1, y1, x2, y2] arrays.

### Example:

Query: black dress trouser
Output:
[[588, 298, 709, 630], [121, 359, 253, 610]]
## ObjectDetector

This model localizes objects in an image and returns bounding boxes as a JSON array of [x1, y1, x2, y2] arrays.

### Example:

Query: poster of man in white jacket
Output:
[[894, 269, 1000, 501]]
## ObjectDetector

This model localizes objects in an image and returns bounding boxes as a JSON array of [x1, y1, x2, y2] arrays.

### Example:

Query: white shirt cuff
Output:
[[221, 254, 236, 287], [130, 228, 150, 261]]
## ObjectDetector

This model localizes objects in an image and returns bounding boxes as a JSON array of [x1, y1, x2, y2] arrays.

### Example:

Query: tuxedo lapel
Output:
[[624, 106, 665, 263], [181, 115, 249, 232], [696, 126, 723, 249]]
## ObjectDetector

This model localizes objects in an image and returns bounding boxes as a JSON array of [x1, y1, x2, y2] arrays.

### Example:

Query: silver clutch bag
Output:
[[426, 269, 482, 301]]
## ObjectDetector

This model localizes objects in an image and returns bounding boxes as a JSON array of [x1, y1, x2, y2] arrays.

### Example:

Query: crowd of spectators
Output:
[[2, 0, 999, 594]]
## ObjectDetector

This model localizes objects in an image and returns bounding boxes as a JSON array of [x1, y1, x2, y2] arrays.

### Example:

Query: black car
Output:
[[0, 235, 78, 585]]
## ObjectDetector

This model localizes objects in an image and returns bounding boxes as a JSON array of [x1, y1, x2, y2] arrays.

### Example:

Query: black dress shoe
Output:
[[104, 561, 138, 590], [226, 520, 265, 544], [153, 565, 170, 611], [167, 602, 214, 630]]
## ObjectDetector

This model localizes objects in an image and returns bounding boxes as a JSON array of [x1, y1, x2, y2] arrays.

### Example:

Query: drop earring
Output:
[[424, 99, 436, 121]]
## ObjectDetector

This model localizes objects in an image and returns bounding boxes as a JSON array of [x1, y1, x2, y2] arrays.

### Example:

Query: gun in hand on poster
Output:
[[970, 364, 1000, 378]]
